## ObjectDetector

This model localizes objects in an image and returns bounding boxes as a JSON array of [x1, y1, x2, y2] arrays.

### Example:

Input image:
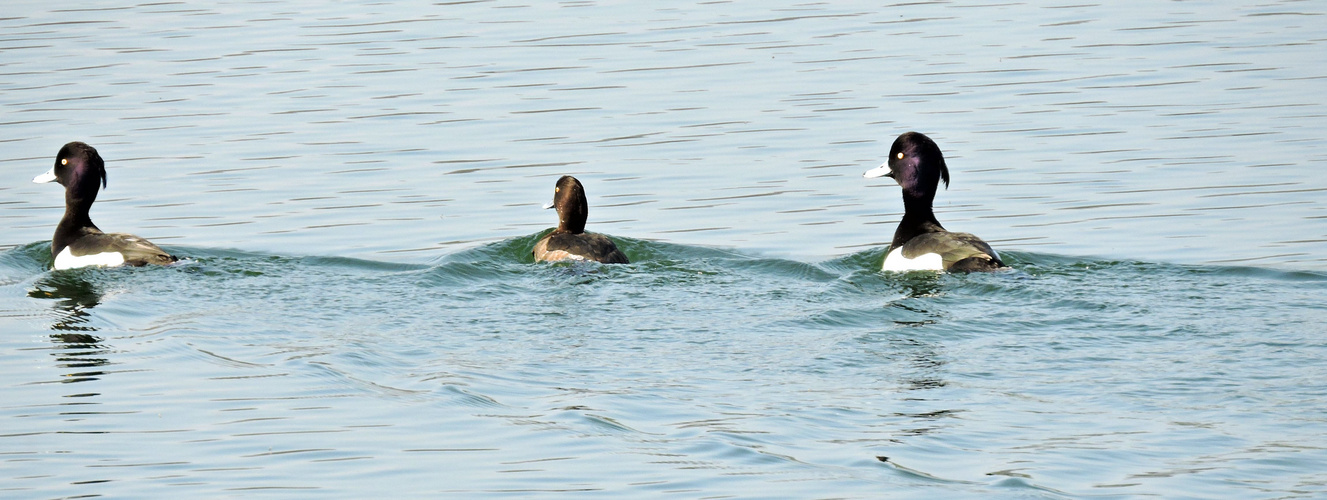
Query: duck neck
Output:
[[52, 203, 97, 258], [59, 194, 98, 232], [559, 207, 587, 234], [892, 196, 944, 249]]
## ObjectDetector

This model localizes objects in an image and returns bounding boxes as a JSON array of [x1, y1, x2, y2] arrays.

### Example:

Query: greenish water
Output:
[[4, 0, 1327, 497], [3, 241, 1325, 498]]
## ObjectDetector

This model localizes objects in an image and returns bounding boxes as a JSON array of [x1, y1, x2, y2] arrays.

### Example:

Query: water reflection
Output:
[[28, 272, 102, 330], [894, 273, 944, 299], [27, 273, 113, 384], [893, 337, 949, 392]]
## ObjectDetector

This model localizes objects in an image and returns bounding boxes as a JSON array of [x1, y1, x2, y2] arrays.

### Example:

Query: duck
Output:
[[33, 142, 178, 270], [533, 175, 629, 264], [863, 132, 1004, 272]]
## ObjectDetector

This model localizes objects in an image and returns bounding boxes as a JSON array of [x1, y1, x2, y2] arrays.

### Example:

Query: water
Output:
[[2, 0, 1326, 498]]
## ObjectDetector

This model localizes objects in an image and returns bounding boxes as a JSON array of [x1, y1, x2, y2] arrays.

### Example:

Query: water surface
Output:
[[3, 241, 1326, 498], [2, 0, 1327, 498]]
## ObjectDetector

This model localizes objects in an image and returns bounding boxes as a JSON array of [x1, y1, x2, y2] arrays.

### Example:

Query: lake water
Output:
[[2, 1, 1326, 498]]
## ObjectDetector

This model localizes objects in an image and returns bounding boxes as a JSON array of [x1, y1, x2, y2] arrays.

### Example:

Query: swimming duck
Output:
[[533, 175, 629, 264], [33, 142, 177, 270], [863, 132, 1003, 272]]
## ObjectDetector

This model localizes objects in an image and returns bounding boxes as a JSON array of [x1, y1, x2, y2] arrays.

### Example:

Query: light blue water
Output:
[[3, 1, 1327, 498]]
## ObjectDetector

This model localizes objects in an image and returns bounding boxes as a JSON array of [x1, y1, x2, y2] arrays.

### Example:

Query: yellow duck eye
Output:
[[61, 158, 68, 165], [555, 187, 560, 193], [896, 152, 904, 160]]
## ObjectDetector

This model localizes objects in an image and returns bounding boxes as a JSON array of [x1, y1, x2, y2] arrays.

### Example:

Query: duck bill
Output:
[[32, 168, 57, 184], [862, 162, 893, 179], [542, 201, 555, 210]]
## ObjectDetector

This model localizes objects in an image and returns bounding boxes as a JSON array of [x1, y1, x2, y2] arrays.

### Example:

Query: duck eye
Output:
[[61, 158, 68, 165], [896, 152, 904, 160], [555, 187, 560, 193]]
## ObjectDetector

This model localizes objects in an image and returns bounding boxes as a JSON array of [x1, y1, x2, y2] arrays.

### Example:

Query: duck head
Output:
[[863, 132, 950, 204], [34, 142, 107, 207], [544, 175, 588, 234]]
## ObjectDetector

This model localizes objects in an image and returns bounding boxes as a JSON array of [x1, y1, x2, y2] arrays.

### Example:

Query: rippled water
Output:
[[3, 242, 1326, 498], [3, 0, 1327, 498]]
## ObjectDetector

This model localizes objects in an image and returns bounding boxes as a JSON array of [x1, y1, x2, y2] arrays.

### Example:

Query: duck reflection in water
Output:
[[27, 272, 113, 382], [894, 271, 944, 299], [876, 273, 950, 393]]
